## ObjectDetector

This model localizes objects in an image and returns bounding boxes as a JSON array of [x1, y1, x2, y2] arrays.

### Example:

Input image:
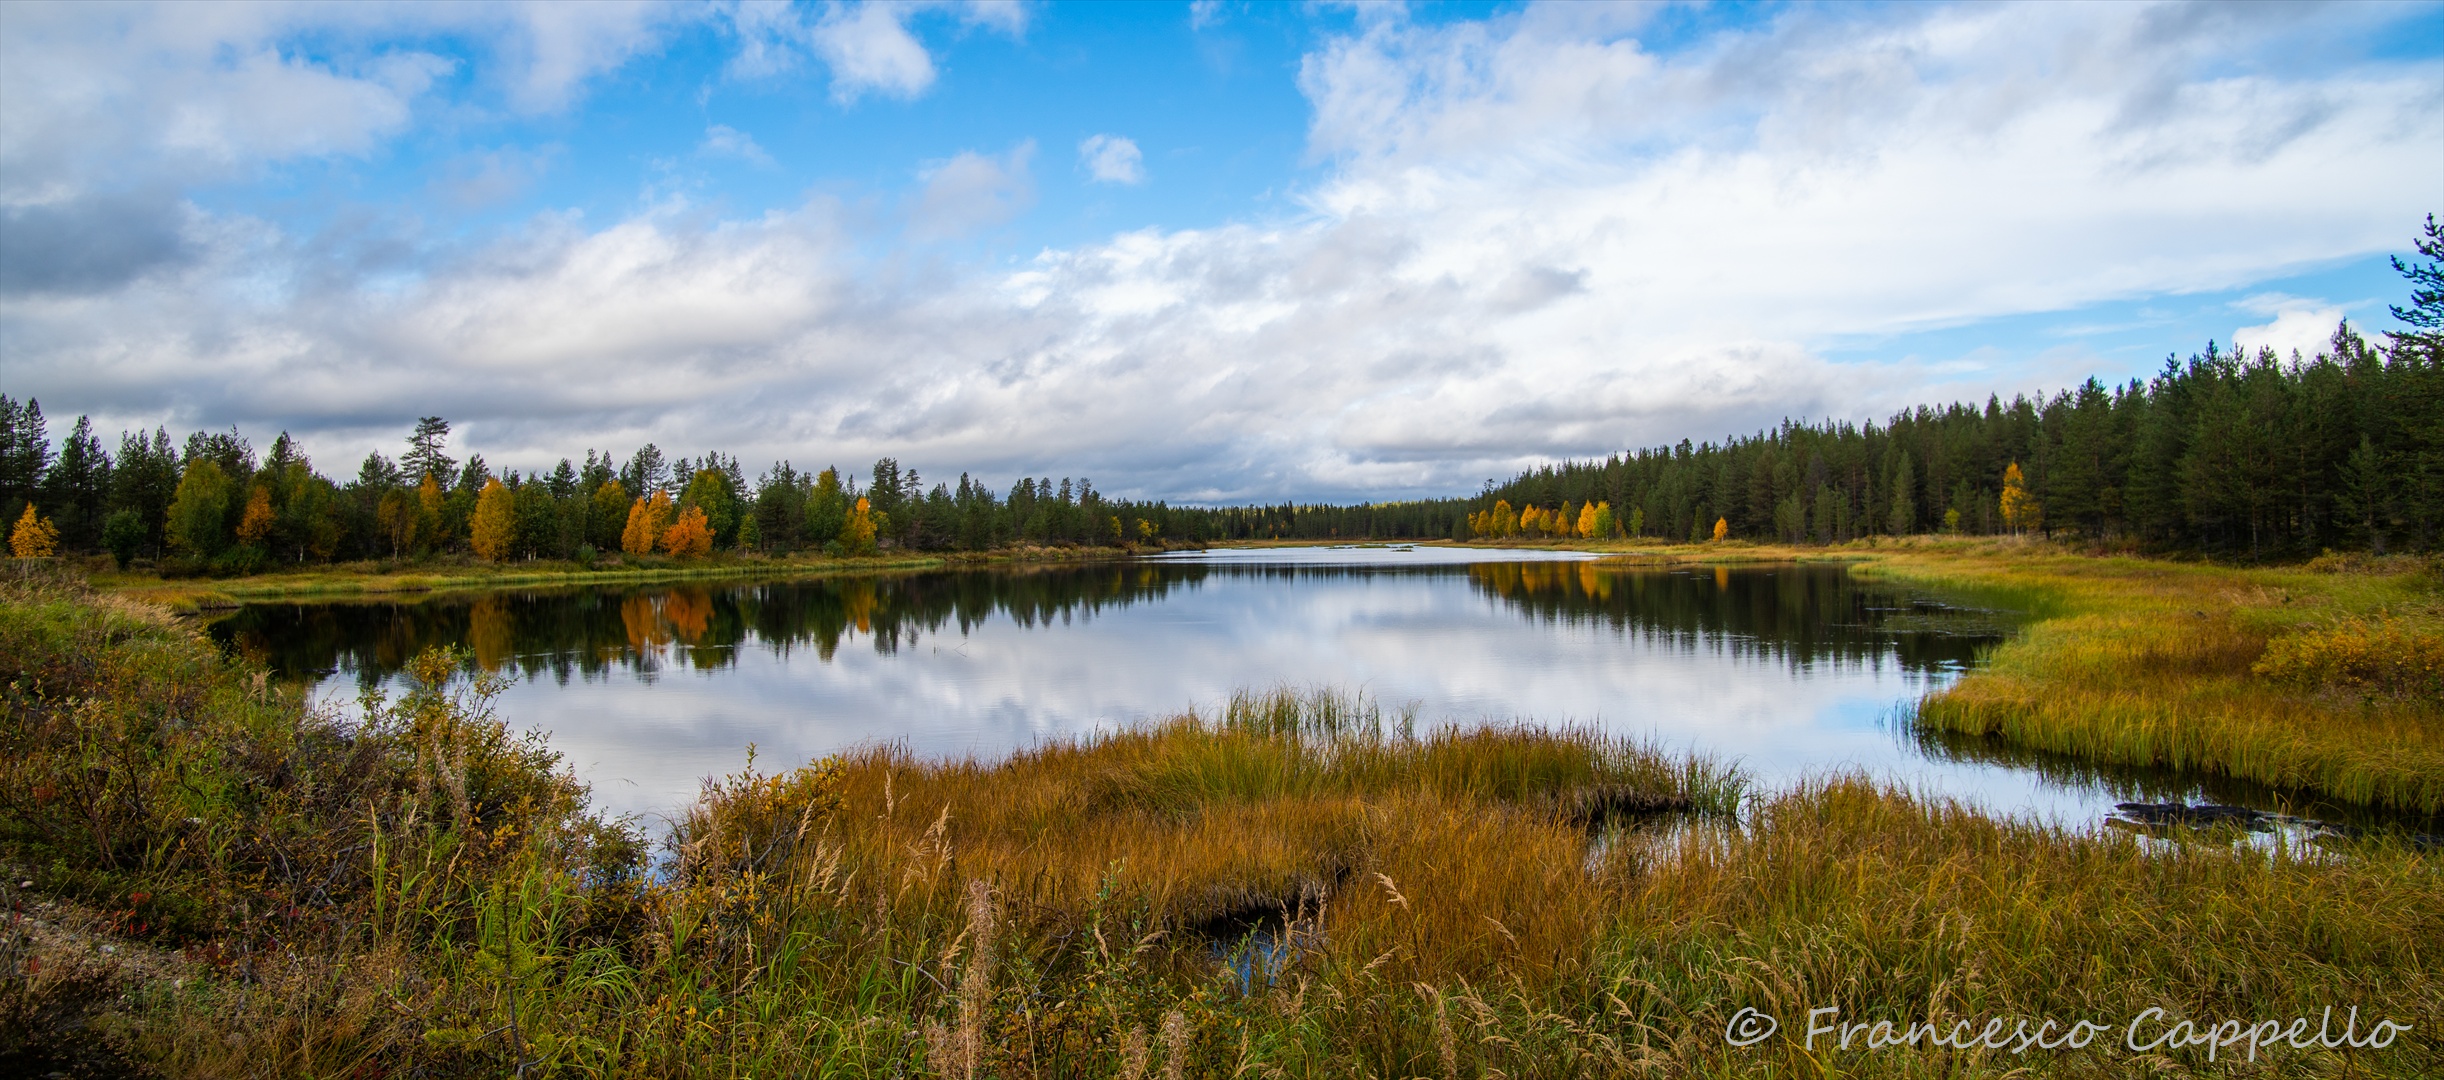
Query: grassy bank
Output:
[[1470, 535, 2443, 817], [4, 569, 2439, 1077], [1836, 543, 2443, 817], [85, 543, 1174, 613]]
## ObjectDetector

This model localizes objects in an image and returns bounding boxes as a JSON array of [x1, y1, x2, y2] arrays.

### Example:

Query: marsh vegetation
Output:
[[4, 544, 2440, 1077]]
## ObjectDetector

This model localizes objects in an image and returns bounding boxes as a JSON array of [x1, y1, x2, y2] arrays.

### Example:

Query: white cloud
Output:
[[498, 1, 681, 112], [0, 1, 681, 206], [6, 1, 2438, 502], [810, 2, 937, 102], [1078, 134, 1146, 184], [910, 142, 1037, 239], [699, 124, 775, 166], [2233, 296, 2350, 361], [732, 1, 1028, 101]]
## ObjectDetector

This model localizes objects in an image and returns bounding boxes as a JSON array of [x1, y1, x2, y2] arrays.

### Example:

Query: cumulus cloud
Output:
[[810, 3, 937, 101], [4, 1, 2438, 501], [2232, 293, 2350, 361], [730, 1, 1029, 102], [1078, 135, 1146, 184]]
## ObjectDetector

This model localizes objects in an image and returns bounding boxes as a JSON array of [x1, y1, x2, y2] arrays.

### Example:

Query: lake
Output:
[[208, 546, 2224, 825]]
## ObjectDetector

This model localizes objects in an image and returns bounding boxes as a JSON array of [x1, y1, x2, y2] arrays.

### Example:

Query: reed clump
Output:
[[5, 570, 2441, 1077]]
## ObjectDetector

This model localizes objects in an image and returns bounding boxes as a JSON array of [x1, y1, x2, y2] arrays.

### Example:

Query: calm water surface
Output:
[[208, 547, 2182, 823]]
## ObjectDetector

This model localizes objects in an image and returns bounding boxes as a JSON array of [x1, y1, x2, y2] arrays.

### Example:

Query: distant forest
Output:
[[6, 219, 2439, 568]]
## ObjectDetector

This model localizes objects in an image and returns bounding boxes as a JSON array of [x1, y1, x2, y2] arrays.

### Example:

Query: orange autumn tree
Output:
[[469, 478, 517, 562], [661, 506, 713, 558], [1712, 517, 1729, 542], [622, 490, 672, 555], [1577, 500, 1613, 538], [236, 486, 276, 548], [10, 505, 58, 558]]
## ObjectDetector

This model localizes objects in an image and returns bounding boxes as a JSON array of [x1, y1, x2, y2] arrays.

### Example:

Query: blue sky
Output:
[[2, 1, 2439, 500]]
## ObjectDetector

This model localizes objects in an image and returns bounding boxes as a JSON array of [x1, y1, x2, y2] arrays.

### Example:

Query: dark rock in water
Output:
[[1565, 786, 1693, 827], [2113, 803, 2444, 850], [2113, 802, 2273, 829]]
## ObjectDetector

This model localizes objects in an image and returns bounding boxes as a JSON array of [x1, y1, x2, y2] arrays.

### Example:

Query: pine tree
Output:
[[0, 396, 50, 529], [41, 415, 110, 550], [1886, 451, 1916, 535], [401, 417, 454, 485], [2387, 213, 2444, 352], [112, 428, 180, 559]]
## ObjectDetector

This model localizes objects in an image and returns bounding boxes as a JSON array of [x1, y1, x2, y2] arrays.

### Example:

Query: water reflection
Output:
[[218, 560, 1999, 691], [210, 552, 2058, 821]]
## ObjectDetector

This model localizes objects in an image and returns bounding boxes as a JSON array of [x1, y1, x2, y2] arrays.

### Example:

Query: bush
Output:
[[100, 510, 144, 569], [2255, 615, 2444, 699]]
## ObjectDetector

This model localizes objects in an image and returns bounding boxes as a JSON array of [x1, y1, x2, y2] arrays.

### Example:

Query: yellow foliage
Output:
[[10, 505, 58, 558], [622, 490, 672, 556], [416, 472, 443, 517], [661, 505, 714, 558], [2255, 617, 2444, 700], [236, 486, 275, 547], [1999, 461, 2042, 534], [1576, 501, 1600, 538], [469, 479, 517, 562], [842, 497, 878, 556], [1711, 517, 1728, 542]]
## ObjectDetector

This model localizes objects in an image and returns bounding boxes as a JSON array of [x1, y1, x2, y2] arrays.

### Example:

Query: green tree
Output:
[[101, 509, 144, 568], [40, 415, 110, 550], [166, 459, 233, 557], [590, 481, 631, 552], [111, 427, 180, 559], [2387, 213, 2444, 352], [1886, 451, 1916, 535], [805, 467, 848, 546], [677, 468, 740, 548], [0, 396, 49, 530], [401, 416, 455, 485]]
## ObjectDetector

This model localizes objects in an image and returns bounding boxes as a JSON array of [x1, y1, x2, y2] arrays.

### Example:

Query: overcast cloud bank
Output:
[[0, 1, 2435, 501]]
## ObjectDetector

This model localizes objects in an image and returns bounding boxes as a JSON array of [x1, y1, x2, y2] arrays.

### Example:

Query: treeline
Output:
[[1464, 221, 2444, 558], [0, 411, 1250, 570], [6, 220, 2440, 566], [1469, 319, 2440, 557]]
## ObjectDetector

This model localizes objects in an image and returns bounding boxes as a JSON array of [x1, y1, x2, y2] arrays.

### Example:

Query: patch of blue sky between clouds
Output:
[[1816, 254, 2420, 403], [181, 2, 1343, 264]]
